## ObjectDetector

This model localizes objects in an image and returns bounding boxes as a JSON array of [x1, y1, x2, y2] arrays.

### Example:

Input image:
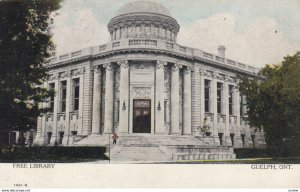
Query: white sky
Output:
[[52, 0, 300, 68]]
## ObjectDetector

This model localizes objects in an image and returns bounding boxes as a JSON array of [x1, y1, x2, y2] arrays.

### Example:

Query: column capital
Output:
[[78, 67, 85, 74], [156, 60, 167, 69], [199, 68, 205, 76], [117, 60, 129, 68], [224, 75, 230, 82], [92, 66, 101, 74], [171, 63, 182, 71], [184, 66, 191, 74], [103, 63, 113, 71]]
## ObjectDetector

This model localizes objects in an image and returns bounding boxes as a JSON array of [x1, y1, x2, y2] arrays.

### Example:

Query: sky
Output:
[[52, 0, 300, 68]]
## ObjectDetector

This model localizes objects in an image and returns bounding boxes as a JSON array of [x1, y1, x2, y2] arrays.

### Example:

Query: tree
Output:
[[0, 0, 61, 135], [238, 51, 300, 156]]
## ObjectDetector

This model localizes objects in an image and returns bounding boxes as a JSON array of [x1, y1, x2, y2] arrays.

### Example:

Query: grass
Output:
[[0, 146, 108, 163]]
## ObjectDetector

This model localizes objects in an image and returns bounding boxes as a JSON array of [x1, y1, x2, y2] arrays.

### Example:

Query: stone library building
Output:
[[34, 1, 266, 161]]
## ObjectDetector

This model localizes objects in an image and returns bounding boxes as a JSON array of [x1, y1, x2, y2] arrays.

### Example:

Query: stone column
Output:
[[155, 60, 166, 134], [77, 67, 85, 135], [62, 72, 72, 145], [183, 67, 192, 135], [92, 66, 102, 134], [212, 73, 220, 145], [170, 63, 180, 135], [50, 75, 59, 145], [103, 63, 114, 134], [223, 77, 231, 145], [199, 69, 205, 133], [235, 86, 243, 147], [81, 65, 93, 135], [118, 60, 129, 134]]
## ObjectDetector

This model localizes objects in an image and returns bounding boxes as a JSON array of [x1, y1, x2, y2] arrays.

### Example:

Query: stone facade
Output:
[[34, 1, 266, 160]]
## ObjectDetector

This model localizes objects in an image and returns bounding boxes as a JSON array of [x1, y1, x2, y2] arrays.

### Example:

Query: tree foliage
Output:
[[238, 52, 300, 156], [0, 0, 61, 132]]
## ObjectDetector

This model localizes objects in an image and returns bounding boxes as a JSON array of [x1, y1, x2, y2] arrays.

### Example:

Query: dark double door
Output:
[[133, 99, 151, 133]]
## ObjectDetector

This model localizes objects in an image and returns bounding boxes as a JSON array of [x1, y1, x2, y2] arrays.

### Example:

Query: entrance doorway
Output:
[[133, 99, 151, 133]]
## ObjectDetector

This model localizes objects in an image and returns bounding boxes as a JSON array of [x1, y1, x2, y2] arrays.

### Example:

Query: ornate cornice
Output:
[[47, 48, 262, 79]]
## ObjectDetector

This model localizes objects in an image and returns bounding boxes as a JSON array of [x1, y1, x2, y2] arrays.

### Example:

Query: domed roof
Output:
[[114, 1, 173, 18]]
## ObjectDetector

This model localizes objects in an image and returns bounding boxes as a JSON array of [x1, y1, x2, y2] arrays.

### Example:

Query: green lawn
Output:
[[0, 146, 108, 163]]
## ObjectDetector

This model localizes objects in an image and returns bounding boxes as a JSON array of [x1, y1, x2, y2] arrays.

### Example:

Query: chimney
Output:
[[218, 45, 226, 58]]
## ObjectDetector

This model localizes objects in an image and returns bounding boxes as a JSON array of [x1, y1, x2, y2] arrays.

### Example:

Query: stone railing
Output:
[[48, 38, 261, 74]]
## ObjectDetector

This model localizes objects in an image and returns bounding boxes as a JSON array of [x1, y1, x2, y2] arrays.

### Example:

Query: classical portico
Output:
[[88, 60, 193, 136]]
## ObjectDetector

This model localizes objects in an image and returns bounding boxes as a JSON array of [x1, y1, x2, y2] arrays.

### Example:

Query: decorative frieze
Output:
[[49, 73, 59, 81], [72, 67, 85, 76], [49, 68, 85, 81], [216, 73, 225, 81], [202, 70, 213, 78], [133, 87, 151, 98]]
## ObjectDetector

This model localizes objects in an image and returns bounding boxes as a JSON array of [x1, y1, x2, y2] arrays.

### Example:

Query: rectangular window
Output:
[[205, 79, 211, 112], [60, 81, 67, 112], [72, 78, 80, 111], [229, 85, 234, 115], [217, 82, 223, 114], [49, 83, 55, 112]]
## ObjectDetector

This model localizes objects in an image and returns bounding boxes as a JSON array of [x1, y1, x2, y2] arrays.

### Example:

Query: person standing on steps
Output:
[[112, 133, 119, 144]]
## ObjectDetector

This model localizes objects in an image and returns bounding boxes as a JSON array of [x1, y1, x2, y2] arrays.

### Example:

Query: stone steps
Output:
[[74, 134, 236, 162], [74, 135, 109, 146], [111, 146, 169, 161], [173, 152, 236, 161]]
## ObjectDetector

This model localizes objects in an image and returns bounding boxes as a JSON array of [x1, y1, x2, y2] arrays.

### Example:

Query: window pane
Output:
[[74, 86, 79, 98], [60, 81, 67, 112], [229, 85, 234, 115], [72, 78, 80, 111], [74, 99, 79, 111], [205, 79, 210, 112], [217, 82, 222, 114]]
